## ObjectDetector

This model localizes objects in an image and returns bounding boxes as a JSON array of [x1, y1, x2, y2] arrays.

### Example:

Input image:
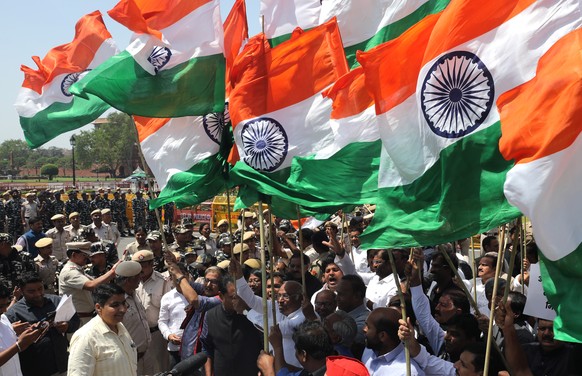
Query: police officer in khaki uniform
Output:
[[45, 213, 72, 262], [33, 237, 59, 294], [115, 261, 152, 376], [58, 241, 118, 327], [133, 250, 171, 373]]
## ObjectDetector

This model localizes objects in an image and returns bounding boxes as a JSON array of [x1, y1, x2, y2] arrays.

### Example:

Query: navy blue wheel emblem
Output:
[[148, 46, 172, 74], [61, 69, 91, 97], [420, 51, 494, 138], [203, 102, 229, 144], [241, 117, 288, 172]]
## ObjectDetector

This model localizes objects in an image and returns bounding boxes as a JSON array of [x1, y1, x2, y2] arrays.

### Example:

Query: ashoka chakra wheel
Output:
[[241, 117, 288, 172], [420, 51, 494, 138], [61, 69, 91, 97], [148, 46, 172, 73], [203, 102, 229, 144]]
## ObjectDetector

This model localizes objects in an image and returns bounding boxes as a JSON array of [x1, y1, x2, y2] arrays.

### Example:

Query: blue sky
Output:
[[2, 0, 260, 149]]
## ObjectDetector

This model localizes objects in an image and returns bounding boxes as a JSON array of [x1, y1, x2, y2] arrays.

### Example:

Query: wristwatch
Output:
[[176, 276, 186, 285]]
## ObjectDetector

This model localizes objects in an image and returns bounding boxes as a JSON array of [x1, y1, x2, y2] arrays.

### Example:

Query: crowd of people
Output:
[[0, 191, 577, 376]]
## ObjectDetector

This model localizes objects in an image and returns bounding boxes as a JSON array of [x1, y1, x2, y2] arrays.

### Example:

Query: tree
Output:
[[40, 164, 59, 180], [74, 112, 138, 177], [0, 140, 32, 175]]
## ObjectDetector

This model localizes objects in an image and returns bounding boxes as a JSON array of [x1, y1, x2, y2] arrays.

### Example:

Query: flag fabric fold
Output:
[[228, 19, 352, 217], [15, 11, 117, 148], [71, 0, 225, 118], [358, 0, 580, 249], [223, 0, 248, 95], [135, 113, 231, 209], [320, 0, 450, 67], [260, 0, 322, 47], [499, 28, 582, 343]]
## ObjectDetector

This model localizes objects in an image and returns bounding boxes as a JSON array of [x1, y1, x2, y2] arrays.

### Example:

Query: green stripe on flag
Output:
[[287, 140, 381, 204], [344, 0, 450, 68], [360, 123, 521, 249], [150, 155, 228, 209], [231, 163, 355, 218], [71, 51, 225, 117], [20, 96, 110, 149], [540, 244, 582, 343]]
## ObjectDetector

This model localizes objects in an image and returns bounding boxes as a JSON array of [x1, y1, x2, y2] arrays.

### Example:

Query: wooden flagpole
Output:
[[387, 249, 411, 376], [483, 225, 507, 376], [257, 200, 269, 351], [296, 205, 307, 296]]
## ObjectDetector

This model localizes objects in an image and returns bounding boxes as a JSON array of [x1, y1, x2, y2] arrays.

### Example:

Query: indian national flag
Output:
[[320, 0, 449, 67], [285, 67, 380, 208], [15, 11, 117, 148], [228, 19, 351, 217], [71, 0, 225, 118], [500, 29, 582, 342], [358, 0, 579, 249], [261, 0, 322, 47], [134, 114, 230, 209], [224, 0, 248, 95]]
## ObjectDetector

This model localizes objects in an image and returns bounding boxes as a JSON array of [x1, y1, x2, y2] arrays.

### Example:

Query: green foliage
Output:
[[74, 112, 138, 177], [40, 163, 59, 180], [1, 112, 138, 178]]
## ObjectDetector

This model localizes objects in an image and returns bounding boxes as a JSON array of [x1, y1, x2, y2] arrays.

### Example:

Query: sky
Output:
[[2, 0, 260, 149]]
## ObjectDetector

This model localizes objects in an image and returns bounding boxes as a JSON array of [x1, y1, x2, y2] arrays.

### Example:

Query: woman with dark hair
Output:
[[68, 284, 136, 376]]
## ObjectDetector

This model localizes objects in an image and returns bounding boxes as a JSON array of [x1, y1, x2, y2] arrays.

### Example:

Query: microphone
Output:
[[169, 353, 208, 376]]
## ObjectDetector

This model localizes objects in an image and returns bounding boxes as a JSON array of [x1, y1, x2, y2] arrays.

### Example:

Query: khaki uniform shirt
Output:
[[34, 254, 59, 294], [58, 261, 94, 313], [124, 241, 150, 259], [123, 293, 151, 354], [68, 315, 137, 376], [135, 271, 171, 328], [64, 224, 83, 240], [45, 227, 72, 261]]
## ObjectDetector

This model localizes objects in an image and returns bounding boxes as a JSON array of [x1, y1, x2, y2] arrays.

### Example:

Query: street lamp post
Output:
[[70, 135, 77, 188]]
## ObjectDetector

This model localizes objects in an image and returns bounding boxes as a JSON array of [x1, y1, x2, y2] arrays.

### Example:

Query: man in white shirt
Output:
[[366, 250, 400, 310], [229, 258, 306, 369], [349, 229, 370, 273], [158, 264, 189, 368], [362, 308, 424, 375]]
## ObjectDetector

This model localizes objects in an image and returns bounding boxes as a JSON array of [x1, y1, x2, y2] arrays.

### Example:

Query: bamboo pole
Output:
[[267, 204, 277, 326], [225, 189, 234, 240], [483, 226, 507, 376], [296, 205, 307, 296], [387, 249, 411, 376], [257, 201, 269, 351], [503, 218, 521, 303], [239, 208, 245, 264], [521, 218, 527, 295], [470, 236, 478, 305]]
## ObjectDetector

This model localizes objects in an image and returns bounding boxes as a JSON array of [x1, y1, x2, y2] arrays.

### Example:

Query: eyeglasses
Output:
[[372, 260, 385, 265], [205, 279, 220, 285]]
